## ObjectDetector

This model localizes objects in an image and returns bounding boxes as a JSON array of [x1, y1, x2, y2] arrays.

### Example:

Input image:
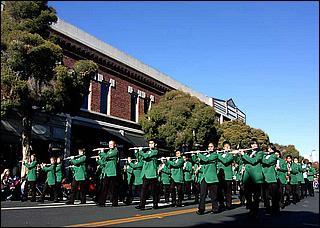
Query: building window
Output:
[[144, 98, 151, 114], [81, 94, 88, 109], [100, 82, 109, 114], [130, 93, 138, 122]]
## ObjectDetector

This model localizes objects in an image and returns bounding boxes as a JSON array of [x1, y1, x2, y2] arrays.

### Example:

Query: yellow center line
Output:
[[65, 201, 241, 227]]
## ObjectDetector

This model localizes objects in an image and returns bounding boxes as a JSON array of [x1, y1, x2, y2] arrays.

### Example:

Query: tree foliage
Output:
[[1, 1, 98, 117], [274, 143, 300, 159], [1, 1, 98, 177], [217, 120, 270, 149], [139, 90, 218, 151]]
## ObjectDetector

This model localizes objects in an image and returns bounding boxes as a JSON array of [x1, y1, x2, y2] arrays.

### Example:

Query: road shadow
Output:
[[187, 209, 320, 227]]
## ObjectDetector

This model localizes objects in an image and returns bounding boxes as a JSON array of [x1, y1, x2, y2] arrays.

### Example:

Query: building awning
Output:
[[72, 118, 147, 147], [102, 127, 147, 147]]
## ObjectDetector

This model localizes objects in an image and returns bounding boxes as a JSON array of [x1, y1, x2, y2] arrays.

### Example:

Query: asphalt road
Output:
[[1, 191, 319, 227]]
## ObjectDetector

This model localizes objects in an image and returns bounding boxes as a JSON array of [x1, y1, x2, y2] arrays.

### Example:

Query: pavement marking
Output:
[[302, 223, 320, 227], [64, 202, 241, 227], [65, 207, 199, 227], [1, 203, 97, 210]]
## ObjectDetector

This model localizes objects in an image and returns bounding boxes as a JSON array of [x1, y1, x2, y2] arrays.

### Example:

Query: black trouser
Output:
[[69, 179, 87, 204], [23, 180, 37, 201], [97, 176, 118, 206], [133, 184, 142, 198], [264, 182, 279, 214], [218, 180, 232, 208], [184, 181, 192, 199], [284, 184, 291, 204], [40, 182, 58, 201], [232, 180, 237, 195], [170, 181, 184, 206], [306, 179, 314, 196], [139, 177, 158, 208], [277, 180, 286, 208], [199, 179, 218, 212], [160, 183, 170, 202], [56, 182, 62, 200], [301, 180, 308, 198], [192, 182, 200, 203], [94, 178, 104, 202], [244, 181, 261, 217], [291, 184, 299, 204]]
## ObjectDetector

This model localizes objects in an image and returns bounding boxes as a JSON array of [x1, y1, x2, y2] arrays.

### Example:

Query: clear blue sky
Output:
[[49, 1, 319, 160]]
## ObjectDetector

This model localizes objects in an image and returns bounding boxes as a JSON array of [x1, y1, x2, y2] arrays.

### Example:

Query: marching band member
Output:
[[158, 157, 171, 203], [126, 154, 143, 205], [123, 157, 134, 205], [135, 139, 159, 210], [66, 147, 87, 205], [274, 150, 288, 209], [96, 140, 119, 207], [306, 162, 316, 197], [55, 156, 63, 202], [166, 150, 184, 207], [38, 157, 58, 203], [261, 143, 279, 215], [183, 155, 193, 201], [238, 139, 264, 219], [217, 141, 234, 211], [288, 156, 299, 205], [21, 154, 38, 202], [293, 157, 304, 202], [194, 142, 219, 215]]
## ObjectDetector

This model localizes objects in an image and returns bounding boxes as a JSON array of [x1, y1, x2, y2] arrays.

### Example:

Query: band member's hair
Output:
[[109, 140, 117, 146], [250, 139, 259, 145], [222, 141, 231, 147], [286, 155, 292, 159]]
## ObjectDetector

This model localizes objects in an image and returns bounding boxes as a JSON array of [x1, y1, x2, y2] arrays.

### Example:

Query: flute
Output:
[[90, 156, 100, 159], [92, 147, 110, 152], [120, 158, 138, 161], [128, 147, 149, 150], [63, 154, 82, 160]]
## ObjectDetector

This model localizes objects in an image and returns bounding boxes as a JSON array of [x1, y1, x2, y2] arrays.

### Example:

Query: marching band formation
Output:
[[19, 138, 317, 220]]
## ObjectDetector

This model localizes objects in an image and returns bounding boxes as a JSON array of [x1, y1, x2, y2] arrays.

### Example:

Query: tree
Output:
[[274, 143, 300, 159], [217, 120, 270, 149], [1, 1, 98, 177], [139, 90, 219, 152]]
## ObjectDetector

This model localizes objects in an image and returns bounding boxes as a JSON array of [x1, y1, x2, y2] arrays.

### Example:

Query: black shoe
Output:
[[112, 204, 119, 207], [80, 202, 86, 204], [210, 210, 219, 214], [54, 200, 60, 203], [65, 201, 74, 205], [176, 204, 185, 207], [170, 203, 176, 207], [37, 199, 44, 203], [97, 203, 105, 207], [153, 205, 159, 209], [135, 205, 145, 210], [196, 210, 205, 215], [30, 199, 36, 202]]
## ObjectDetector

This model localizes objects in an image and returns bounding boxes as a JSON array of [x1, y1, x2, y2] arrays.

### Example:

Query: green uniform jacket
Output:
[[139, 149, 158, 179], [261, 153, 277, 183], [276, 158, 288, 185], [55, 163, 63, 183], [125, 164, 133, 185], [289, 162, 299, 185], [129, 160, 143, 185], [242, 150, 264, 184], [197, 152, 218, 184], [23, 161, 37, 182], [307, 167, 316, 182], [191, 155, 203, 183], [42, 164, 56, 186], [217, 153, 234, 181], [295, 163, 305, 183], [183, 161, 193, 182], [70, 155, 87, 181], [159, 163, 171, 185], [167, 157, 184, 184], [100, 148, 118, 177]]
